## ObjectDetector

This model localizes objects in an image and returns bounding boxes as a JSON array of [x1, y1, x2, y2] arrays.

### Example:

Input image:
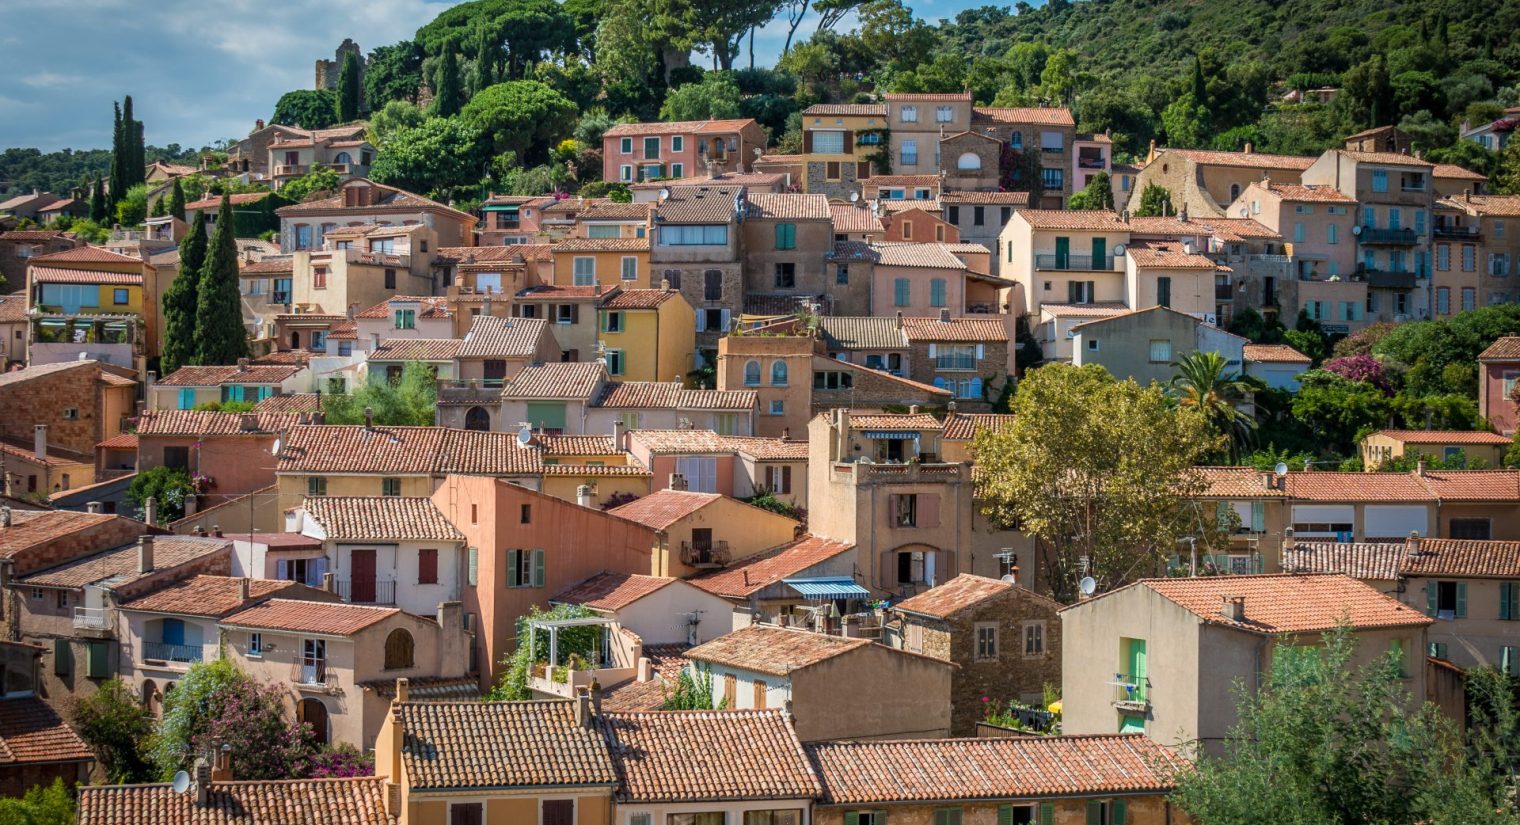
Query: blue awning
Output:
[[783, 577, 871, 601], [481, 204, 520, 212], [862, 430, 919, 440]]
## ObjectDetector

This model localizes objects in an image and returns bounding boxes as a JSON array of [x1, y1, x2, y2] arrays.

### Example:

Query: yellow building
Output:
[[537, 433, 653, 506], [597, 287, 695, 383], [799, 103, 890, 199], [26, 246, 158, 369], [1360, 429, 1512, 470], [607, 489, 802, 577], [551, 237, 652, 289]]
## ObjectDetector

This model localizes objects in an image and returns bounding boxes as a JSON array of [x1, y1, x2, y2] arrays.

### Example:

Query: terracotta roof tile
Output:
[[1283, 542, 1405, 581], [120, 575, 333, 617], [0, 230, 72, 242], [252, 393, 322, 413], [240, 258, 294, 275], [870, 243, 966, 270], [579, 202, 653, 222], [552, 237, 650, 253], [942, 413, 1015, 441], [78, 775, 396, 825], [686, 624, 873, 677], [818, 317, 906, 350], [540, 464, 651, 477], [221, 598, 400, 636], [1191, 466, 1286, 498], [276, 180, 473, 221], [1283, 471, 1433, 502], [653, 186, 742, 224], [607, 490, 720, 530], [745, 193, 831, 220], [829, 204, 885, 234], [19, 536, 230, 589], [0, 511, 119, 558], [806, 735, 1182, 804], [1256, 182, 1356, 203], [602, 289, 681, 310], [303, 497, 464, 542], [29, 266, 142, 285], [155, 364, 304, 386], [1401, 538, 1520, 578], [501, 362, 608, 400], [0, 696, 93, 766], [600, 645, 689, 711], [353, 296, 450, 320], [96, 432, 138, 450], [1243, 343, 1311, 364], [724, 437, 810, 461], [456, 316, 550, 359], [553, 572, 678, 611], [1433, 164, 1489, 181], [28, 245, 143, 264], [628, 430, 738, 454], [803, 103, 886, 116], [885, 93, 971, 102], [1417, 469, 1520, 501], [901, 316, 1008, 342], [971, 106, 1075, 126], [537, 435, 617, 455], [136, 411, 301, 437], [688, 536, 854, 598], [0, 294, 28, 324], [939, 191, 1031, 205], [1162, 148, 1317, 170], [600, 710, 820, 802], [1480, 336, 1520, 360], [1126, 241, 1221, 269], [395, 700, 616, 791], [1016, 209, 1129, 232], [895, 574, 1022, 618], [276, 425, 544, 475], [848, 412, 941, 430], [516, 284, 606, 301], [594, 382, 756, 411], [1137, 573, 1431, 633], [1338, 150, 1434, 167], [432, 244, 551, 266], [1375, 429, 1511, 445], [826, 240, 879, 262], [1444, 196, 1520, 218], [184, 192, 276, 211], [1205, 218, 1282, 242], [1037, 302, 1134, 318], [369, 338, 462, 361]]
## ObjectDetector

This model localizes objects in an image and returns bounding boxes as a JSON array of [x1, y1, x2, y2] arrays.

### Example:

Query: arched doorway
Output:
[[464, 406, 491, 431], [290, 330, 300, 349], [298, 698, 330, 746], [141, 679, 157, 713]]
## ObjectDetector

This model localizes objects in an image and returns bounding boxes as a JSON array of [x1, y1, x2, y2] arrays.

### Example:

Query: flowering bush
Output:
[[308, 743, 374, 778], [1322, 353, 1395, 394], [194, 678, 312, 781]]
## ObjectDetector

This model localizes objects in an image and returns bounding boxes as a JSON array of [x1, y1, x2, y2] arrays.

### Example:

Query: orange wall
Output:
[[648, 454, 737, 496]]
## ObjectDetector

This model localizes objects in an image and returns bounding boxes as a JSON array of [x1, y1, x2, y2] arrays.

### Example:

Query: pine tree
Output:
[[336, 51, 361, 122], [167, 178, 186, 221], [108, 102, 124, 212], [434, 41, 463, 117], [89, 177, 107, 223], [160, 211, 207, 374], [193, 196, 249, 365]]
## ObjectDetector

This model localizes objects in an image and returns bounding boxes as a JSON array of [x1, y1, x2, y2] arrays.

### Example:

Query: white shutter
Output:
[[1363, 506, 1428, 540], [975, 343, 985, 359], [928, 344, 937, 358]]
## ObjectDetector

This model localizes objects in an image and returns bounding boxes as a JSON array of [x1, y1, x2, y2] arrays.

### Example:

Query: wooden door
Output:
[[350, 549, 376, 603], [542, 800, 574, 825]]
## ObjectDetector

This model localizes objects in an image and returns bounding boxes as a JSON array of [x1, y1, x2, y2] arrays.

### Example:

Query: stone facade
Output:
[[0, 362, 133, 456], [805, 161, 869, 200], [649, 263, 743, 359], [315, 39, 366, 110], [906, 338, 1011, 412], [939, 132, 1002, 192], [809, 356, 949, 413]]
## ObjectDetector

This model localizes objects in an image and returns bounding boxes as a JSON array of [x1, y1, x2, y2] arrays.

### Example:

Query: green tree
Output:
[[661, 664, 726, 709], [487, 604, 598, 700], [459, 80, 577, 164], [973, 363, 1213, 600], [369, 117, 487, 199], [159, 210, 207, 374], [473, 23, 499, 94], [167, 177, 187, 221], [1169, 351, 1257, 462], [1162, 92, 1209, 148], [70, 679, 154, 783], [433, 41, 464, 117], [114, 183, 148, 227], [127, 465, 194, 524], [322, 362, 439, 426], [89, 176, 107, 223], [1134, 183, 1173, 217], [271, 89, 339, 130], [1290, 370, 1393, 453], [659, 71, 743, 121], [368, 100, 427, 147], [0, 779, 75, 825], [365, 41, 425, 106], [1065, 171, 1115, 210], [193, 195, 250, 365], [1495, 137, 1520, 196], [279, 166, 341, 205], [335, 49, 362, 122]]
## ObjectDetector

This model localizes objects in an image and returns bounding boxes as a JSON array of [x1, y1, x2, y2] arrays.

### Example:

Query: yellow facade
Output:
[[552, 249, 651, 289], [598, 295, 695, 383], [801, 112, 887, 193], [276, 473, 437, 513], [35, 283, 144, 315]]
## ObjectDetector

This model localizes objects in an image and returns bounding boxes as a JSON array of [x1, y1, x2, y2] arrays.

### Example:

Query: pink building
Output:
[[868, 243, 971, 318], [1479, 337, 1520, 435], [1228, 180, 1358, 279], [602, 120, 769, 184]]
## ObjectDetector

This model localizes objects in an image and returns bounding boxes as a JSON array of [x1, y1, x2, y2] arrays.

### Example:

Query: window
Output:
[[774, 263, 796, 288], [1147, 339, 1172, 363], [1040, 131, 1063, 152], [248, 633, 263, 657], [573, 257, 595, 286], [901, 139, 918, 166], [660, 225, 729, 246], [901, 221, 912, 240], [894, 494, 918, 527], [112, 288, 129, 305], [770, 360, 788, 386], [448, 802, 483, 825], [602, 311, 623, 333], [774, 223, 796, 250], [744, 360, 761, 386], [176, 388, 195, 410], [507, 548, 545, 588], [765, 464, 792, 493], [620, 256, 638, 281], [1085, 799, 1127, 825], [1463, 287, 1477, 312], [930, 278, 947, 307], [769, 399, 785, 416], [1428, 581, 1466, 620], [643, 136, 660, 159], [384, 268, 397, 289], [620, 165, 633, 182], [313, 267, 327, 289], [1293, 222, 1305, 243], [604, 349, 624, 375], [935, 105, 954, 123], [836, 264, 849, 285], [1024, 621, 1046, 656], [1437, 244, 1451, 271], [308, 477, 327, 496], [974, 206, 985, 226], [1437, 287, 1450, 315], [974, 623, 998, 660], [742, 812, 800, 825], [1041, 167, 1063, 190], [894, 278, 910, 307], [1327, 223, 1338, 245], [384, 629, 414, 669], [619, 137, 633, 154], [1463, 245, 1477, 272], [813, 370, 853, 390], [931, 810, 964, 825], [812, 131, 845, 153], [671, 135, 684, 153], [394, 309, 416, 329], [1372, 170, 1388, 193], [825, 162, 841, 181], [900, 105, 918, 123], [669, 815, 724, 825]]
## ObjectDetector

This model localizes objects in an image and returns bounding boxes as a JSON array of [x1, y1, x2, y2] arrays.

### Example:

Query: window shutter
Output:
[[843, 131, 854, 153], [969, 377, 983, 398], [920, 494, 941, 528], [53, 639, 71, 675], [928, 343, 937, 358], [1503, 583, 1514, 621], [1086, 801, 1102, 825], [507, 550, 520, 587], [998, 806, 1014, 825], [975, 344, 985, 360], [781, 465, 792, 494], [468, 547, 479, 586], [1039, 803, 1055, 825], [1456, 582, 1468, 618], [775, 223, 784, 248], [844, 815, 858, 825], [310, 557, 328, 587], [1251, 501, 1266, 532], [1215, 501, 1229, 525], [695, 311, 707, 332], [720, 309, 731, 329], [533, 549, 545, 587], [571, 303, 581, 323], [887, 495, 899, 525], [803, 131, 814, 153], [1426, 585, 1437, 617], [276, 559, 288, 580], [86, 640, 109, 679], [419, 549, 437, 584], [1112, 800, 1126, 825]]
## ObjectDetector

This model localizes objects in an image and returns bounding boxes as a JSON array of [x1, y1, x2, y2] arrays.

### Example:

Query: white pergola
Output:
[[525, 615, 615, 669]]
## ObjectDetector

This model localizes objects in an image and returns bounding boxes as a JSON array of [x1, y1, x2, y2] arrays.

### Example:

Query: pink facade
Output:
[[1482, 361, 1519, 435], [602, 120, 768, 184], [870, 265, 969, 318]]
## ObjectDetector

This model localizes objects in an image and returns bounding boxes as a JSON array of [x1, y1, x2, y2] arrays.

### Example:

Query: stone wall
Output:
[[0, 362, 105, 455]]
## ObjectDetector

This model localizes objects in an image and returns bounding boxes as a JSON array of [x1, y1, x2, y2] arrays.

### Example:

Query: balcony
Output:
[[72, 607, 110, 630], [681, 541, 731, 568], [1434, 225, 1481, 240], [1363, 269, 1418, 289], [142, 641, 202, 664], [274, 164, 310, 177], [1215, 284, 1234, 300], [333, 578, 397, 605], [934, 354, 977, 371], [1359, 227, 1418, 245], [1035, 253, 1116, 271], [1111, 673, 1150, 713], [271, 291, 291, 305], [1077, 154, 1106, 170], [291, 659, 336, 690], [438, 380, 505, 404]]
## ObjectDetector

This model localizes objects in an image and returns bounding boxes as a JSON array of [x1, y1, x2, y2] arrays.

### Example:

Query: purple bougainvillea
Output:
[[1323, 353, 1394, 394]]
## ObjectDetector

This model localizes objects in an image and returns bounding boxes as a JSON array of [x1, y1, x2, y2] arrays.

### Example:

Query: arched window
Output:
[[770, 361, 788, 386], [957, 152, 982, 171], [1010, 131, 1023, 149], [743, 360, 761, 386], [384, 629, 415, 670], [464, 406, 491, 431], [1229, 183, 1241, 202], [333, 152, 352, 165], [290, 331, 300, 349], [298, 699, 330, 746]]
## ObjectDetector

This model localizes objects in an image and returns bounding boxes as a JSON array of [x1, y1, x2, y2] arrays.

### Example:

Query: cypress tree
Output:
[[434, 41, 463, 117], [336, 51, 361, 122], [474, 26, 497, 94], [161, 211, 207, 374], [108, 102, 124, 211], [193, 196, 249, 365], [167, 178, 186, 221], [1190, 56, 1208, 108], [89, 177, 107, 223], [122, 96, 145, 190]]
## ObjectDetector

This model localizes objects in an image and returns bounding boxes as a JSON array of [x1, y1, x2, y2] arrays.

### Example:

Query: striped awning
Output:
[[783, 577, 871, 601], [862, 430, 919, 440]]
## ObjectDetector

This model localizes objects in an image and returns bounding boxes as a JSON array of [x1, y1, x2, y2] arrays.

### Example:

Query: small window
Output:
[[602, 311, 623, 333], [308, 477, 327, 496], [520, 504, 532, 524], [1148, 340, 1172, 363], [248, 633, 263, 657], [384, 629, 415, 670], [974, 623, 998, 660], [1024, 621, 1045, 656], [382, 478, 401, 496], [769, 400, 785, 416], [744, 360, 761, 386], [113, 288, 129, 305], [770, 360, 789, 386]]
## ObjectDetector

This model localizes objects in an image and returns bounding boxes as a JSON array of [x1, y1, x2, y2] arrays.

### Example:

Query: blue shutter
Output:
[[968, 377, 983, 398], [1426, 584, 1437, 617], [309, 557, 328, 588], [276, 559, 288, 580], [178, 389, 195, 410]]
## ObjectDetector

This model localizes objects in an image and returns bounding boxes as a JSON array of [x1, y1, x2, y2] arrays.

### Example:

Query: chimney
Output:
[[575, 686, 593, 728], [661, 278, 672, 292], [576, 485, 594, 508], [238, 577, 250, 601], [33, 425, 46, 462], [637, 657, 653, 682], [938, 307, 951, 323], [1221, 596, 1246, 622], [1243, 142, 1254, 154], [194, 758, 211, 807], [363, 407, 374, 429], [895, 311, 904, 329], [612, 419, 626, 449], [86, 501, 102, 514], [322, 571, 335, 592], [395, 677, 410, 703], [211, 744, 233, 782], [1406, 531, 1424, 557], [138, 535, 155, 574], [145, 496, 159, 527], [947, 400, 957, 413], [781, 427, 790, 440], [909, 404, 920, 415], [590, 679, 603, 715], [1179, 202, 1189, 223], [1464, 189, 1472, 203], [213, 525, 223, 538], [669, 473, 687, 491], [239, 413, 259, 432], [235, 357, 250, 372], [1261, 472, 1274, 491], [1416, 459, 1427, 477]]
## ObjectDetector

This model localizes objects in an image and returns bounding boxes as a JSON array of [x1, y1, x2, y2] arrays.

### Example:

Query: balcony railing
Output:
[[438, 380, 506, 404], [274, 164, 310, 177], [1077, 155, 1106, 169], [1035, 253, 1116, 271], [291, 659, 331, 687], [333, 578, 397, 605], [934, 354, 977, 371], [142, 641, 203, 664], [73, 607, 110, 630], [1359, 227, 1418, 245], [1434, 225, 1481, 240], [1363, 269, 1418, 289], [680, 541, 731, 568], [1112, 673, 1150, 711], [1215, 284, 1234, 299]]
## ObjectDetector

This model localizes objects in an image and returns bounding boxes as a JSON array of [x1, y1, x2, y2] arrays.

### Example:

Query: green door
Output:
[[1055, 236, 1070, 269], [1091, 237, 1106, 269], [1127, 639, 1147, 700]]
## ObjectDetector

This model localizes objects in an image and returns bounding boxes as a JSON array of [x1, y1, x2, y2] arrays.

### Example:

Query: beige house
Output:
[[1061, 573, 1431, 753], [1399, 536, 1520, 671], [1434, 193, 1520, 313], [1125, 146, 1316, 219], [1360, 429, 1512, 470], [606, 489, 801, 578], [684, 623, 954, 741], [1227, 181, 1358, 281], [1122, 242, 1222, 318], [1000, 210, 1131, 318]]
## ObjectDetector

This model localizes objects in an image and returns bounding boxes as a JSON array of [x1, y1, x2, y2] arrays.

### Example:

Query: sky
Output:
[[0, 0, 971, 153]]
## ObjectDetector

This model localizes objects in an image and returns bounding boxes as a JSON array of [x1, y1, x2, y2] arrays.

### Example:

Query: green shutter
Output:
[[1039, 803, 1054, 825], [468, 547, 479, 586], [1251, 501, 1265, 532], [86, 640, 109, 679], [1427, 584, 1437, 617], [532, 549, 545, 588], [845, 814, 859, 825], [1511, 583, 1520, 621], [1504, 646, 1515, 675], [1086, 800, 1102, 825], [1456, 582, 1468, 618], [998, 806, 1014, 825], [1502, 583, 1514, 621], [525, 402, 568, 431], [53, 639, 71, 676], [1112, 800, 1126, 825], [507, 550, 520, 587]]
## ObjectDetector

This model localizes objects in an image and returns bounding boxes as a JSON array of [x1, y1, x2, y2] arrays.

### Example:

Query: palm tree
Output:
[[1169, 351, 1257, 462]]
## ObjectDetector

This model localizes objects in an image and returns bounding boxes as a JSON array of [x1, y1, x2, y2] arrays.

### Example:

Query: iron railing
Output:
[[142, 641, 202, 663]]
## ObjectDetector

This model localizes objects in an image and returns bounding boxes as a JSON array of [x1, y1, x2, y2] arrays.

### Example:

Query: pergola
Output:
[[524, 615, 616, 669]]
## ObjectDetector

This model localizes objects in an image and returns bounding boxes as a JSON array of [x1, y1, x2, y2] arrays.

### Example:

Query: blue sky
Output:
[[0, 0, 975, 152]]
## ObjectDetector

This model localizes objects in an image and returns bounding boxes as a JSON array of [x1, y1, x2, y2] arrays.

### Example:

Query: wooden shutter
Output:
[[53, 639, 70, 675], [1426, 584, 1437, 617], [919, 494, 940, 528], [418, 548, 438, 584], [1112, 800, 1126, 825], [844, 814, 859, 825], [532, 549, 545, 587], [1086, 801, 1102, 825], [998, 806, 1014, 825], [276, 559, 288, 580], [86, 640, 109, 679], [507, 550, 520, 587], [887, 494, 899, 525], [803, 131, 814, 152], [570, 303, 580, 323], [843, 131, 854, 153], [1502, 583, 1513, 621], [1456, 582, 1468, 618], [781, 465, 792, 494], [1038, 803, 1054, 825]]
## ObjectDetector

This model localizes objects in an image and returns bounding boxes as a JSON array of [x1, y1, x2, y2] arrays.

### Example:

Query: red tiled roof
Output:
[[578, 201, 652, 222], [870, 243, 967, 270], [1192, 466, 1286, 498], [688, 536, 855, 598], [369, 339, 462, 361], [1161, 148, 1317, 171], [28, 245, 143, 264], [803, 103, 887, 116], [501, 362, 608, 400], [276, 179, 474, 222], [942, 413, 1015, 440], [600, 644, 690, 711], [0, 696, 93, 767], [276, 425, 545, 475], [135, 411, 300, 436], [607, 490, 720, 530], [395, 700, 616, 791], [1433, 164, 1489, 181], [78, 777, 394, 825], [885, 93, 970, 102], [29, 266, 142, 285], [95, 432, 138, 450], [252, 393, 322, 413], [552, 237, 650, 253], [553, 572, 679, 611], [432, 244, 551, 266], [154, 364, 304, 386], [1375, 429, 1511, 445], [723, 437, 810, 461], [184, 192, 275, 211], [938, 191, 1031, 205], [1243, 343, 1312, 364], [1126, 242, 1220, 269], [353, 296, 450, 320], [896, 574, 1020, 618], [120, 575, 332, 617], [901, 316, 1008, 342], [1283, 542, 1405, 581], [221, 598, 399, 636], [1417, 469, 1520, 501], [1338, 150, 1434, 168], [18, 536, 230, 589], [600, 710, 820, 802], [1038, 302, 1131, 318], [1401, 539, 1520, 579], [0, 294, 28, 323], [653, 186, 742, 224], [0, 230, 71, 242], [1480, 336, 1520, 360], [1015, 209, 1129, 231], [686, 624, 882, 677], [806, 735, 1182, 804], [1255, 182, 1356, 203], [0, 511, 119, 558], [602, 289, 681, 310], [1136, 573, 1431, 634], [971, 106, 1075, 126], [1444, 195, 1520, 218], [516, 285, 605, 301], [303, 496, 465, 542], [537, 435, 617, 455], [240, 258, 294, 275], [594, 382, 756, 411], [1283, 471, 1432, 502], [746, 193, 831, 220], [830, 204, 885, 234], [848, 412, 941, 430]]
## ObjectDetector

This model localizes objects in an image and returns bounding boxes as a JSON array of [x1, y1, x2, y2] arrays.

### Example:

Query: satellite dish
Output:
[[517, 425, 534, 446], [1238, 207, 1248, 217], [1274, 462, 1289, 478], [1079, 576, 1097, 597], [1000, 573, 1017, 585], [658, 187, 671, 202], [849, 192, 860, 203], [171, 771, 192, 795], [270, 437, 282, 456], [1112, 243, 1126, 256], [1351, 224, 1362, 236]]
